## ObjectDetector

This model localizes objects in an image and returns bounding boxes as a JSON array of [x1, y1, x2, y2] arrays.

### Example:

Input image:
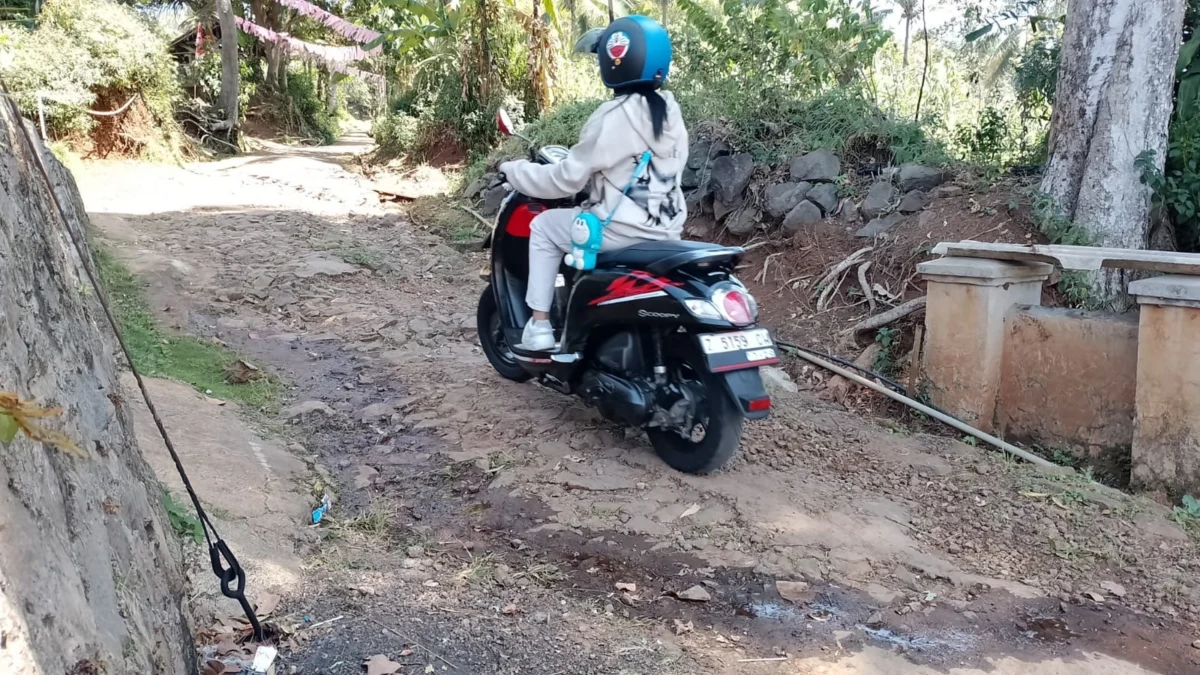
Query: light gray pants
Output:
[[526, 208, 643, 312]]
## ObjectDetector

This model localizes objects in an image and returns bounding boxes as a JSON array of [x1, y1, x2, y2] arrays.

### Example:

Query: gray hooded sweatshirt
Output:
[[500, 91, 689, 242]]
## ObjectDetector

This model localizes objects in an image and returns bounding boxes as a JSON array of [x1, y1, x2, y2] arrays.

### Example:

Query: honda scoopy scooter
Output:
[[476, 109, 780, 474]]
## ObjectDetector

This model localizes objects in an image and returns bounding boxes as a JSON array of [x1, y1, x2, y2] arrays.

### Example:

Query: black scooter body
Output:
[[477, 148, 779, 473]]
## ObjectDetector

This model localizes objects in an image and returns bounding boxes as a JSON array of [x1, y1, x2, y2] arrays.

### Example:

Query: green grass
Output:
[[162, 487, 204, 543], [330, 240, 388, 271], [95, 248, 281, 411]]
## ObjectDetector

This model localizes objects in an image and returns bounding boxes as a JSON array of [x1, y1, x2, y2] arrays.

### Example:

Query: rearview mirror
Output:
[[497, 108, 515, 136], [574, 28, 603, 55]]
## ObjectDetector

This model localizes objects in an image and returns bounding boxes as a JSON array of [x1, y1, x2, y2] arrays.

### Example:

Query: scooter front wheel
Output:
[[477, 286, 532, 382], [647, 358, 744, 474]]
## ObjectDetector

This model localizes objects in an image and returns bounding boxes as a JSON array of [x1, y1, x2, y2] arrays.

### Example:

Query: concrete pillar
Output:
[[917, 257, 1053, 431], [1129, 275, 1200, 496]]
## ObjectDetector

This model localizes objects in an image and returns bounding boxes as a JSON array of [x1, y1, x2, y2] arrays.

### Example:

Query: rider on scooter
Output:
[[499, 15, 689, 351]]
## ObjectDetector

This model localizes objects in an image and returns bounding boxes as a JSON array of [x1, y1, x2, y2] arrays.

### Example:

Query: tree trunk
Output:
[[903, 16, 911, 67], [260, 0, 286, 92], [266, 45, 284, 91], [216, 0, 240, 129], [1040, 0, 1185, 305], [0, 105, 194, 673], [327, 73, 344, 114]]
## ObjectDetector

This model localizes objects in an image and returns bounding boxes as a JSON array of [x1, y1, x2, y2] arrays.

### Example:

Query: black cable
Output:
[[775, 339, 908, 395], [4, 85, 263, 641]]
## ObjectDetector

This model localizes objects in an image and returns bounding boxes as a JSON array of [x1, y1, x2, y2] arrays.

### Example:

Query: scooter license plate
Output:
[[698, 329, 780, 372]]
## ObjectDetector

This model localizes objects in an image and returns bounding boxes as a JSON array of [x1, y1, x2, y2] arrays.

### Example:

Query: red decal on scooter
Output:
[[589, 271, 681, 306]]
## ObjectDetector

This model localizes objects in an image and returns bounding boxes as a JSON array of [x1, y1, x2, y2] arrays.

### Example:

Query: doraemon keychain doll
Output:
[[564, 150, 652, 270]]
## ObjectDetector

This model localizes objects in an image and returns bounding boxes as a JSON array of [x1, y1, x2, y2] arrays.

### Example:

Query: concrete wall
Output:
[[996, 307, 1139, 478], [1130, 301, 1200, 496]]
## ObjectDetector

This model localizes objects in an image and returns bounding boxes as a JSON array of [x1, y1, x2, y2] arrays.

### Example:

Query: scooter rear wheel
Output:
[[477, 286, 532, 382], [647, 356, 744, 474]]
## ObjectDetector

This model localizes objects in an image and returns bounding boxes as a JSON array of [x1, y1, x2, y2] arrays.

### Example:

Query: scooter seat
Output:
[[596, 240, 743, 275]]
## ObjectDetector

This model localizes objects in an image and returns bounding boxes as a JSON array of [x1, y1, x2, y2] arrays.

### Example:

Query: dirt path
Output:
[[77, 134, 1200, 674]]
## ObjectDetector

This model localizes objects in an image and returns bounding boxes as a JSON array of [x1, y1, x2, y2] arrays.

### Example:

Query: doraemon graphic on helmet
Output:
[[581, 15, 673, 90]]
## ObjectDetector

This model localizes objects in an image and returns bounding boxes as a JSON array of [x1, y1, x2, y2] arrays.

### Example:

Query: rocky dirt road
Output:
[[77, 133, 1200, 674]]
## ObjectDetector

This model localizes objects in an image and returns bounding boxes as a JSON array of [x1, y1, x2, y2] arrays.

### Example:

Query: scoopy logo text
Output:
[[606, 31, 630, 61]]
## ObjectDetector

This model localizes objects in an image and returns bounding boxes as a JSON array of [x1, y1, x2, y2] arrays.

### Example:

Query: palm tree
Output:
[[964, 0, 1067, 91], [895, 0, 917, 66]]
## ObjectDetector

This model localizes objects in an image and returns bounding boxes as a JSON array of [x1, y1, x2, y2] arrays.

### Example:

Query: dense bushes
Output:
[[285, 71, 340, 144], [371, 111, 420, 155], [0, 0, 182, 156]]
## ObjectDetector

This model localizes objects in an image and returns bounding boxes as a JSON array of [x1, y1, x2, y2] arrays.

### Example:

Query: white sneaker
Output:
[[519, 318, 555, 351]]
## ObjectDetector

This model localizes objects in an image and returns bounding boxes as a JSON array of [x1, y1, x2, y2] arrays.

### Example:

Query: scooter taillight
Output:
[[714, 287, 756, 326], [747, 396, 772, 412], [506, 203, 545, 237]]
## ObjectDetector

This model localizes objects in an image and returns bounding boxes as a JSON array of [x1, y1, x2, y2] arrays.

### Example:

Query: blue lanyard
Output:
[[601, 150, 652, 229]]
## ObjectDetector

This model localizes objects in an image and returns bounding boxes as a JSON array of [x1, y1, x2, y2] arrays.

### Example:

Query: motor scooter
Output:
[[476, 109, 779, 473]]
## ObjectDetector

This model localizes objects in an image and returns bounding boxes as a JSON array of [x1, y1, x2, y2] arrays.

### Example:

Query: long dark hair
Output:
[[614, 83, 668, 140]]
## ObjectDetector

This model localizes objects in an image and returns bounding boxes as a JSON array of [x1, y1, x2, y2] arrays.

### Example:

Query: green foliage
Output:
[[964, 0, 1059, 43], [0, 0, 182, 148], [463, 96, 599, 186], [872, 327, 899, 377], [663, 0, 946, 163], [1138, 129, 1200, 252], [1174, 495, 1200, 537], [180, 50, 257, 113], [368, 0, 559, 155], [680, 87, 948, 165], [371, 111, 421, 156], [1013, 35, 1058, 119], [954, 107, 1008, 165], [0, 412, 17, 443], [341, 77, 377, 119], [1031, 190, 1094, 247], [1140, 6, 1200, 253], [674, 0, 890, 95], [286, 70, 341, 144], [95, 249, 281, 411], [162, 489, 204, 543], [1028, 191, 1099, 309]]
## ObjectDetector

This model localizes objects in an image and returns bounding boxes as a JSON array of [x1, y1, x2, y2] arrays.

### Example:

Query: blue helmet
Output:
[[593, 16, 672, 89]]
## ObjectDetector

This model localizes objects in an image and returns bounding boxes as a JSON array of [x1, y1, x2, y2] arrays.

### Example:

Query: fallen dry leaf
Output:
[[615, 582, 637, 593], [364, 654, 402, 675], [255, 592, 280, 617], [200, 660, 225, 675], [224, 359, 263, 385], [679, 503, 701, 519], [399, 648, 414, 657], [222, 664, 240, 674], [214, 640, 239, 656], [0, 392, 85, 457], [502, 603, 520, 615], [1085, 591, 1106, 603], [1100, 581, 1127, 598]]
